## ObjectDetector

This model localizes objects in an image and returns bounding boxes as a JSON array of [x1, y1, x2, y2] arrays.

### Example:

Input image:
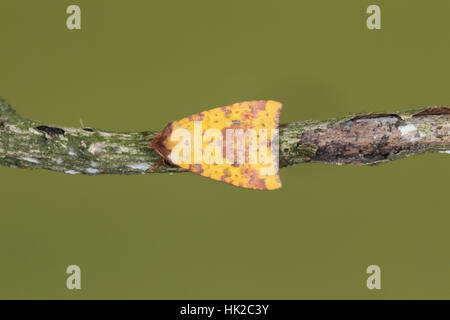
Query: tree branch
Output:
[[0, 97, 448, 175]]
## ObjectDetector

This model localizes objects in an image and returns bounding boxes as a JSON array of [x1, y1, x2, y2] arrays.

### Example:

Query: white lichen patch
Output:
[[55, 135, 68, 142], [127, 163, 151, 171], [65, 170, 80, 174], [85, 168, 100, 174], [90, 161, 99, 167], [116, 133, 131, 138], [88, 142, 106, 155], [28, 128, 42, 135], [410, 132, 427, 143], [18, 156, 40, 164], [116, 146, 131, 154], [439, 150, 450, 154], [64, 127, 91, 136], [355, 117, 398, 125], [98, 131, 114, 137], [398, 124, 417, 136], [56, 158, 63, 164], [7, 125, 25, 134]]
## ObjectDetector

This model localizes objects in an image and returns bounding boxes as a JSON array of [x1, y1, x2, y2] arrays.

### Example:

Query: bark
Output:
[[0, 97, 448, 175]]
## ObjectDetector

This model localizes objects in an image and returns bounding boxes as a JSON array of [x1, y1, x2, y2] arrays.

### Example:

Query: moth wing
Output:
[[161, 100, 282, 190]]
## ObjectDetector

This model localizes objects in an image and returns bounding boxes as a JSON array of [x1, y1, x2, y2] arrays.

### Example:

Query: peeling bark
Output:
[[0, 97, 448, 175]]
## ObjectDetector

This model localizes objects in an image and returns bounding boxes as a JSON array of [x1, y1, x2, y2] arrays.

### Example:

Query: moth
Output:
[[150, 100, 282, 190]]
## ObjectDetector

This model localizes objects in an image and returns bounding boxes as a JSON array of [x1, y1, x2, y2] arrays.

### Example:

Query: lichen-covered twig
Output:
[[0, 97, 448, 175]]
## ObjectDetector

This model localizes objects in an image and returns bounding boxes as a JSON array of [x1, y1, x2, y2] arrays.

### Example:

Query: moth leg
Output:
[[149, 157, 166, 171]]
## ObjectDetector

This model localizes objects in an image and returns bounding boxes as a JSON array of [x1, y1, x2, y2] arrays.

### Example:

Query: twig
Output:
[[0, 97, 448, 175]]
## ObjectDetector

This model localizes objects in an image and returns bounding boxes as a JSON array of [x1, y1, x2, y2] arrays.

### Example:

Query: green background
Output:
[[0, 0, 449, 299]]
